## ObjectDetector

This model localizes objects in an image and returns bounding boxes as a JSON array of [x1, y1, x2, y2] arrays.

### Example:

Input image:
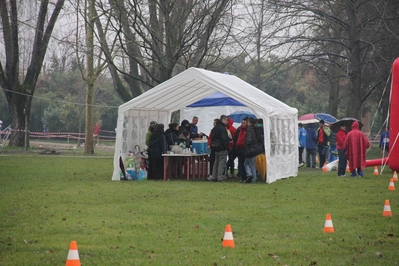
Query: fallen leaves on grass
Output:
[[268, 253, 278, 259]]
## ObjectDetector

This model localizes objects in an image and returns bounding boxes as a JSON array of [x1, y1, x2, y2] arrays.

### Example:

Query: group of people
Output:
[[144, 115, 265, 183], [298, 119, 372, 177], [207, 115, 264, 183], [145, 117, 206, 180]]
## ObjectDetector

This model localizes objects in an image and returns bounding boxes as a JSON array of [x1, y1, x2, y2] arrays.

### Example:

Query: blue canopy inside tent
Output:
[[187, 92, 245, 107]]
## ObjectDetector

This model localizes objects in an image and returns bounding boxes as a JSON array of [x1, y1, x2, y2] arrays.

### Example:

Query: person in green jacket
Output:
[[146, 121, 158, 148]]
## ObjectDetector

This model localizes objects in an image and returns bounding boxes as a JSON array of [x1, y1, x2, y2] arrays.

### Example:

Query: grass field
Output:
[[1, 145, 398, 265]]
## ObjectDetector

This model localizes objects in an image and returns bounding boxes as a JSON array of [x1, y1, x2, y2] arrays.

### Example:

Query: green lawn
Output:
[[0, 147, 398, 265]]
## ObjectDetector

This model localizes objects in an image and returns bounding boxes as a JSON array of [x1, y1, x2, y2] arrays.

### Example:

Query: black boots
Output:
[[244, 176, 253, 183]]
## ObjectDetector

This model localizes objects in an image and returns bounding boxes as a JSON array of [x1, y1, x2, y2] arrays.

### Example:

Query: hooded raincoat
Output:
[[343, 121, 370, 172]]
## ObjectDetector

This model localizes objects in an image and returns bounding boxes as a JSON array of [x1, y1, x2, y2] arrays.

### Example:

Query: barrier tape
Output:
[[1, 130, 116, 142]]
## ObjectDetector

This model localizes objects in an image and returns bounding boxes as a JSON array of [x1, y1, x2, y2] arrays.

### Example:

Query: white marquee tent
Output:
[[112, 67, 299, 183]]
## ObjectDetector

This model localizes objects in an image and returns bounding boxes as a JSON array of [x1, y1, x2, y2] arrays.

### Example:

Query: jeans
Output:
[[212, 150, 228, 181], [209, 150, 215, 175], [236, 150, 247, 180], [317, 144, 327, 168], [244, 157, 257, 183], [298, 147, 304, 163], [306, 148, 316, 168]]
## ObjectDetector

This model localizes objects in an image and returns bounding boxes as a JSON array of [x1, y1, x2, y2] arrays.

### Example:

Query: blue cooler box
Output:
[[191, 141, 209, 154]]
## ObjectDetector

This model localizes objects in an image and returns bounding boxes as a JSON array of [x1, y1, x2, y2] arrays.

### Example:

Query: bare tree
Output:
[[262, 0, 399, 120], [95, 0, 235, 101], [68, 0, 108, 154], [0, 0, 65, 146]]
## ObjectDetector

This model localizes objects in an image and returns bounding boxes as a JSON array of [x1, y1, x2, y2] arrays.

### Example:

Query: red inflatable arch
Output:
[[366, 57, 399, 171]]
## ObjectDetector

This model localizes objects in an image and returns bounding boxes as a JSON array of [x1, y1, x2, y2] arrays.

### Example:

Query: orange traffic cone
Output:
[[373, 166, 379, 176], [388, 179, 395, 191], [323, 214, 334, 233], [392, 171, 398, 182], [322, 163, 327, 172], [66, 241, 81, 266], [316, 155, 319, 164], [222, 224, 235, 248], [383, 200, 392, 216], [346, 163, 350, 173]]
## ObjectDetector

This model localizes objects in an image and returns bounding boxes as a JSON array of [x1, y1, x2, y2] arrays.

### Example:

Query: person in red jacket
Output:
[[233, 117, 248, 181], [343, 121, 370, 177], [226, 118, 237, 178], [335, 122, 347, 177], [93, 122, 100, 145]]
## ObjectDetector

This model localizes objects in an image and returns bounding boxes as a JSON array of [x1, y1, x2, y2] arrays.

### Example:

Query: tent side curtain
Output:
[[112, 109, 169, 181]]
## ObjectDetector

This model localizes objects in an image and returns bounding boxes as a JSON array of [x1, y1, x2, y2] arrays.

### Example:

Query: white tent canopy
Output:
[[112, 67, 299, 183]]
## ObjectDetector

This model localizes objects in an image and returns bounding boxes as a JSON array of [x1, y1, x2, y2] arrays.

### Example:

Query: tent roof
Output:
[[119, 68, 297, 118]]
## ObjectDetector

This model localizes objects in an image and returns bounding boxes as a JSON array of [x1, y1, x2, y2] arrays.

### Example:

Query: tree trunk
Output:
[[346, 1, 363, 119], [327, 64, 340, 118], [85, 81, 95, 154], [84, 0, 95, 154], [7, 88, 32, 147]]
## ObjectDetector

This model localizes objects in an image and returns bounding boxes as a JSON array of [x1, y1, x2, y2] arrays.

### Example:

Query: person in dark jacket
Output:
[[206, 119, 219, 179], [179, 120, 191, 136], [306, 123, 317, 168], [164, 122, 179, 147], [244, 118, 262, 183], [148, 124, 167, 180], [207, 115, 229, 182], [164, 122, 180, 178]]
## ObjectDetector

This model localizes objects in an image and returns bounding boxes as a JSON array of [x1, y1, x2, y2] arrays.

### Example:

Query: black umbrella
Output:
[[330, 118, 364, 132]]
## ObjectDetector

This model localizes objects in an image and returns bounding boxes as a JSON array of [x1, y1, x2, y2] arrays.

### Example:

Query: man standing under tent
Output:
[[244, 118, 264, 183], [226, 118, 237, 178], [207, 119, 219, 180], [208, 115, 229, 182], [148, 124, 167, 180], [189, 116, 204, 139]]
